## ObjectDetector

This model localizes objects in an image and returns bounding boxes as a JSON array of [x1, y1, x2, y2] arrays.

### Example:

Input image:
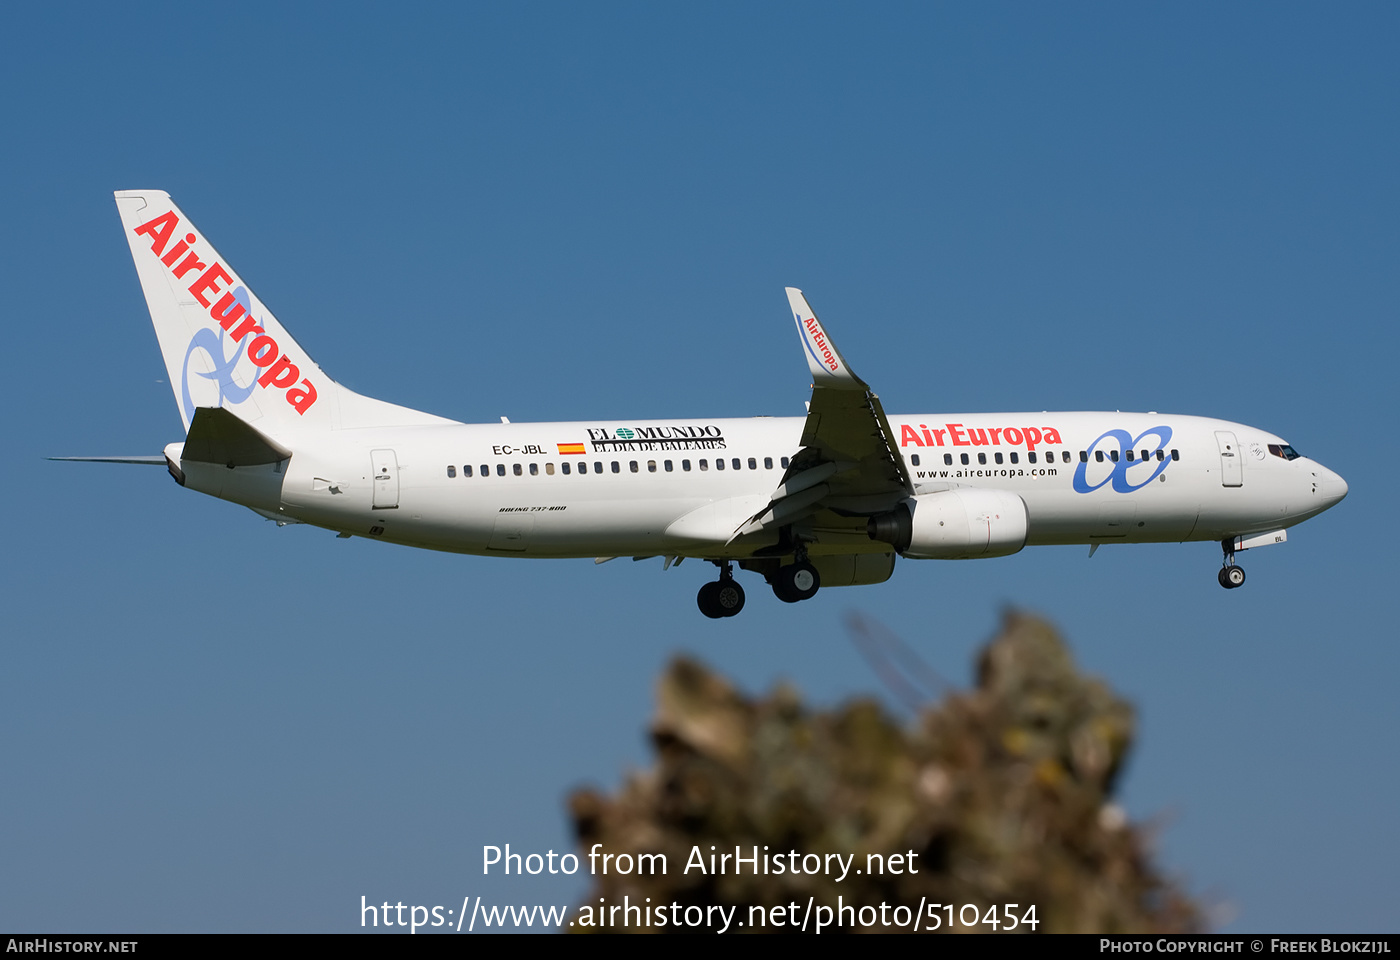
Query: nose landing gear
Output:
[[1218, 537, 1246, 589], [698, 561, 746, 618]]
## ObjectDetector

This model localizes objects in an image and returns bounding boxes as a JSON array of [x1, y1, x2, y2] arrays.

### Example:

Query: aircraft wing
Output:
[[734, 289, 912, 538]]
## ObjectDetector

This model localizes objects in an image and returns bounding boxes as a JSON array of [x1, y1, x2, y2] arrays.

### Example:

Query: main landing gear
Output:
[[696, 549, 824, 618], [698, 561, 746, 619], [1218, 537, 1246, 589], [772, 559, 820, 603], [772, 544, 821, 604]]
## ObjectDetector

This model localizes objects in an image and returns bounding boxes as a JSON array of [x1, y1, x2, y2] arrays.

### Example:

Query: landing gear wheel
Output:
[[698, 575, 746, 618], [715, 579, 745, 617], [1218, 565, 1246, 589], [698, 581, 724, 618], [773, 561, 821, 603]]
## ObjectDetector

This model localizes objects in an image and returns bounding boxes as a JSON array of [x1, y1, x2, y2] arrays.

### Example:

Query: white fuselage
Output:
[[173, 410, 1347, 562]]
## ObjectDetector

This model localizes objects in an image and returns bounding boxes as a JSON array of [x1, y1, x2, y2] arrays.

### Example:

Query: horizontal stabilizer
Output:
[[48, 455, 166, 465], [181, 407, 292, 466]]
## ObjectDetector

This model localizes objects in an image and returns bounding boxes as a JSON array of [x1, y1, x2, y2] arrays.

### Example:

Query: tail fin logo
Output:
[[179, 286, 259, 423], [133, 211, 320, 417]]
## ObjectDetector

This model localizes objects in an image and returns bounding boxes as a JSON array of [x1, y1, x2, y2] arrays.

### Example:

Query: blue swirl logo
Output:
[[1071, 426, 1173, 493], [179, 285, 258, 423]]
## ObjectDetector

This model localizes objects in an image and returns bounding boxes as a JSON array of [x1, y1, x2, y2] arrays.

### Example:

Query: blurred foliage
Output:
[[568, 612, 1201, 933]]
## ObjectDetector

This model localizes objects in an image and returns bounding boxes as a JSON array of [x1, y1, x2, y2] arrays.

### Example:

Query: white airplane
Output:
[[69, 190, 1348, 618]]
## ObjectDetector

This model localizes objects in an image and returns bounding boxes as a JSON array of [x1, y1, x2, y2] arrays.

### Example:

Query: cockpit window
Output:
[[1268, 443, 1302, 461]]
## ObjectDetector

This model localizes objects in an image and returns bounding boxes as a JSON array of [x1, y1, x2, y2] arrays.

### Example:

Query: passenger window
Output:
[[1156, 450, 1165, 461], [497, 464, 506, 476], [1094, 451, 1104, 462], [994, 452, 1003, 465], [682, 459, 691, 471], [665, 460, 673, 472], [747, 458, 757, 470], [561, 462, 571, 475], [781, 457, 790, 468], [960, 453, 969, 465], [464, 465, 474, 477], [978, 453, 987, 465], [447, 465, 456, 478], [1025, 452, 1034, 464], [529, 463, 539, 476], [1109, 450, 1119, 462], [612, 461, 621, 473], [1011, 452, 1019, 464], [629, 461, 638, 473], [1126, 450, 1134, 461], [700, 460, 709, 471], [1170, 449, 1180, 461], [514, 464, 523, 476], [648, 460, 657, 473], [716, 459, 725, 471], [1063, 451, 1071, 463], [594, 462, 603, 474], [764, 457, 773, 469], [545, 463, 555, 475], [944, 454, 953, 465], [911, 454, 921, 466], [481, 464, 489, 477], [1140, 449, 1149, 461], [732, 458, 741, 470]]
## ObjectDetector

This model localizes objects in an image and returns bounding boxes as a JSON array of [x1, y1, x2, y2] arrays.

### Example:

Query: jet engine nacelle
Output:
[[867, 488, 1029, 559]]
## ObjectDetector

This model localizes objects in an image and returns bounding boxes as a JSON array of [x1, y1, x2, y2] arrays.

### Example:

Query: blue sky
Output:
[[2, 2, 1395, 933]]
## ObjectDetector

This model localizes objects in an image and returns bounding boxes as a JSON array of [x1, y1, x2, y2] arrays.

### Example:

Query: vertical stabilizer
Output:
[[114, 190, 453, 437]]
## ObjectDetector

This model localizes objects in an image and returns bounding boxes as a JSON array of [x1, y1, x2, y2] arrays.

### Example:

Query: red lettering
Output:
[[948, 423, 968, 445], [988, 427, 1003, 445], [286, 378, 318, 414], [133, 211, 178, 256], [160, 233, 196, 267], [968, 428, 988, 446], [209, 292, 245, 331], [229, 316, 265, 341], [257, 355, 300, 389], [247, 335, 279, 366], [1004, 427, 1024, 445], [1024, 427, 1042, 451], [188, 263, 232, 306], [920, 425, 936, 446], [900, 424, 923, 447], [171, 251, 207, 279], [1043, 427, 1063, 445], [932, 429, 947, 446]]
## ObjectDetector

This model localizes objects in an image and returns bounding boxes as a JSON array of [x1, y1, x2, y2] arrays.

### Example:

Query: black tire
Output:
[[697, 581, 725, 618], [775, 561, 821, 602], [1218, 565, 1247, 589]]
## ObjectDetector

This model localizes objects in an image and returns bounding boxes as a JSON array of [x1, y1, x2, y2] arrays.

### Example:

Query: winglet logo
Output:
[[133, 211, 318, 415], [1072, 426, 1174, 493], [799, 314, 841, 373]]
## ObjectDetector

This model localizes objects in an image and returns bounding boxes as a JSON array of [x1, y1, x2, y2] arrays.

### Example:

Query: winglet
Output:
[[786, 288, 865, 389]]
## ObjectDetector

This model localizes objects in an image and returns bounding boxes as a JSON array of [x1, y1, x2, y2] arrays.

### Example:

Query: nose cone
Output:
[[1319, 465, 1348, 508]]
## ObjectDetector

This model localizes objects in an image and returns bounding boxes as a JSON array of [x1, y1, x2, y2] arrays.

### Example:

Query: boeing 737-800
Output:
[[68, 190, 1348, 618]]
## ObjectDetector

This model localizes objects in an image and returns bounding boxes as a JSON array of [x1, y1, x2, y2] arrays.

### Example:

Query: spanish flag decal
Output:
[[557, 443, 586, 455]]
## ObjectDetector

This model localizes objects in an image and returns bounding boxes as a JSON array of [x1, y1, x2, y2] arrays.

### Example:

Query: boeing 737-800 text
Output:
[[67, 190, 1348, 618]]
